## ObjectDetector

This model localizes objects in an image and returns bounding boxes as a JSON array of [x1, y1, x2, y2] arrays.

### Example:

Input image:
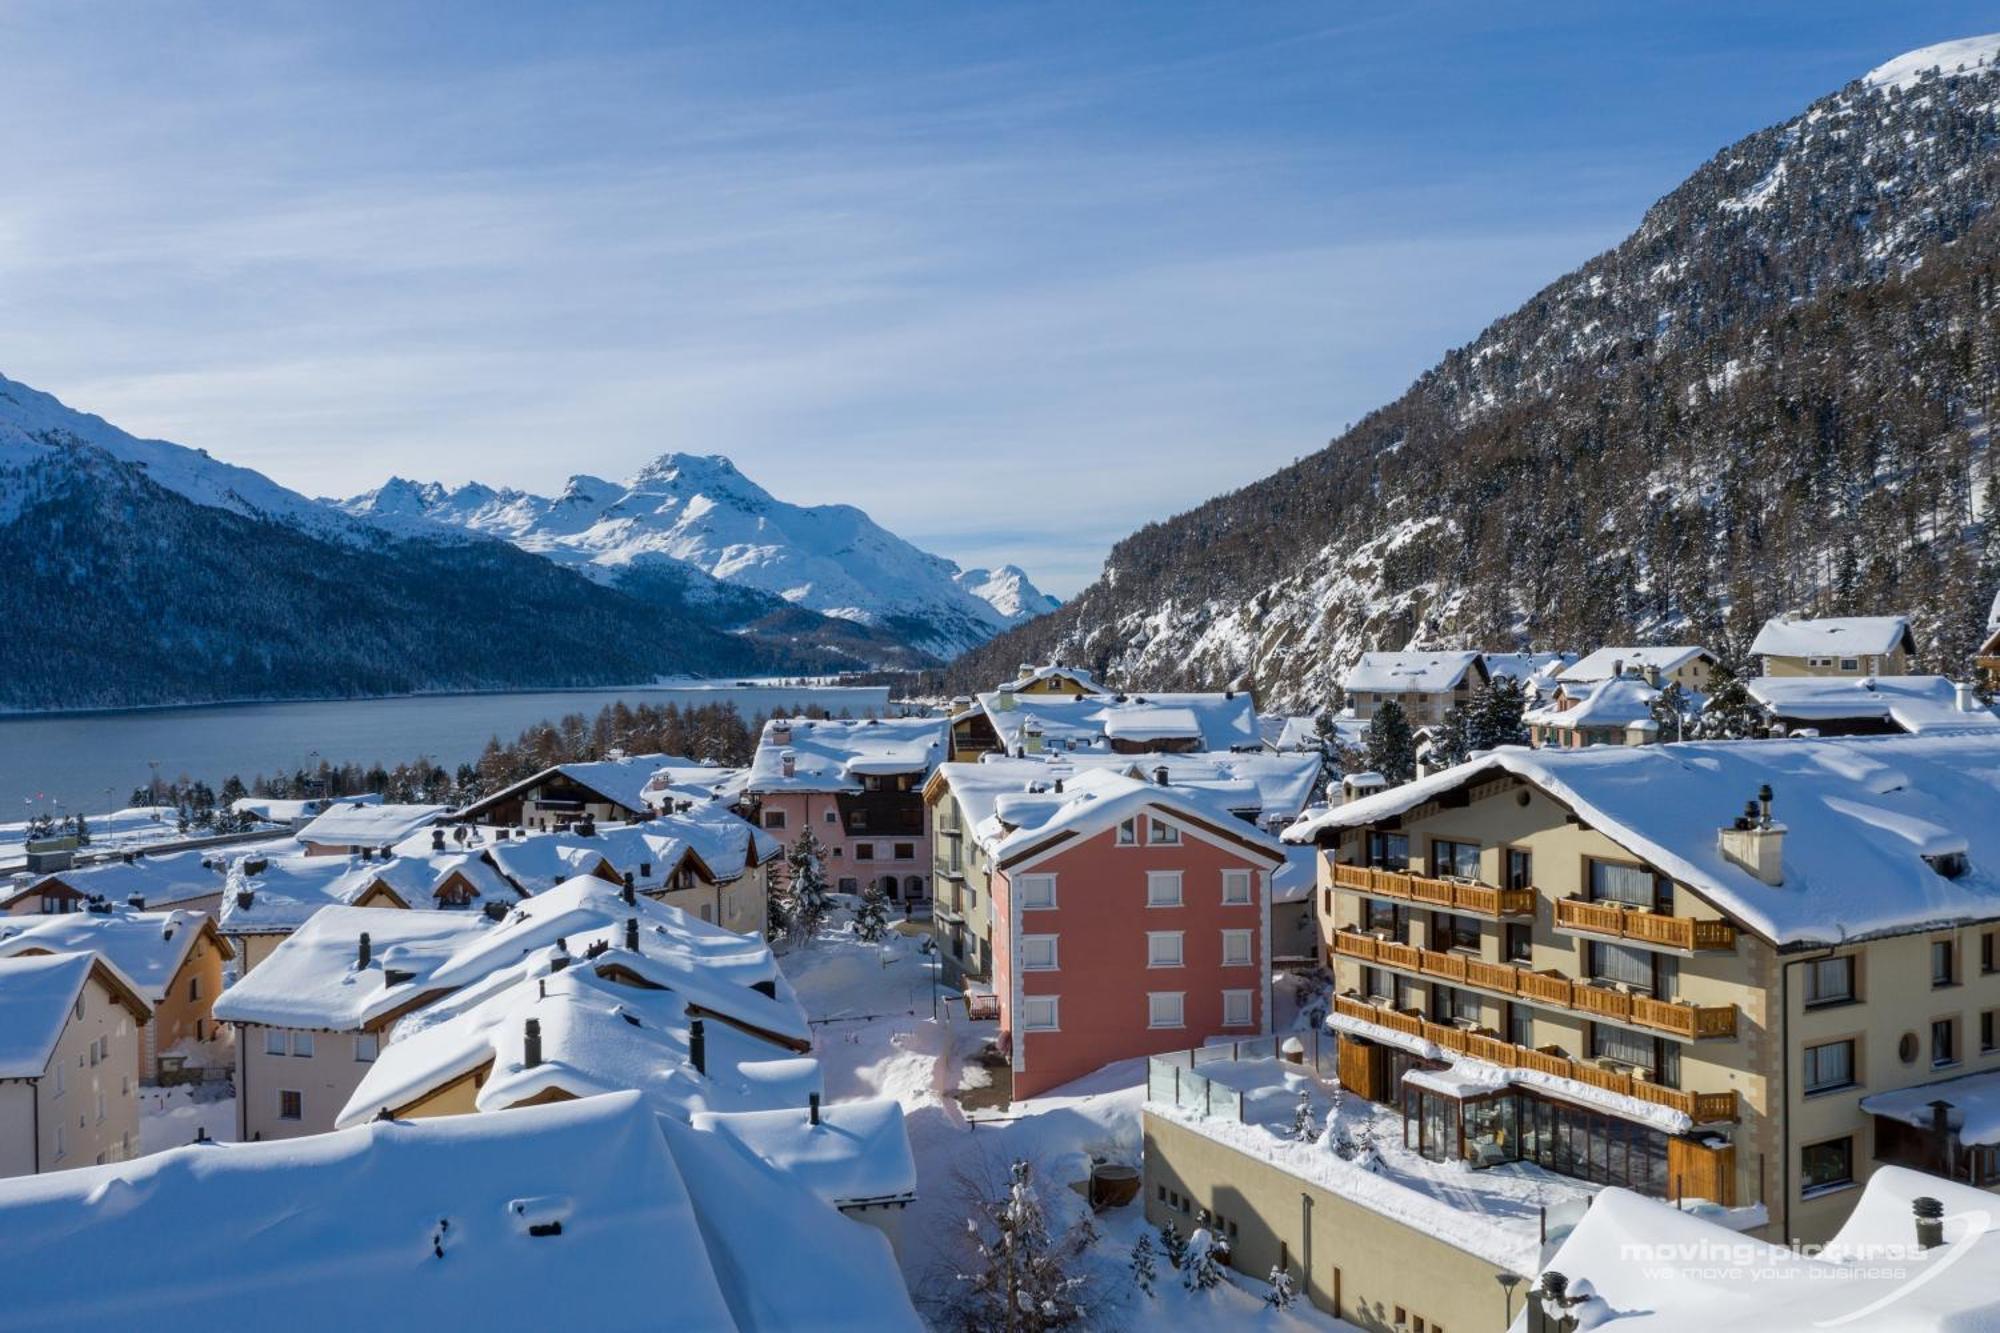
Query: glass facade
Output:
[[1402, 1082, 1672, 1196]]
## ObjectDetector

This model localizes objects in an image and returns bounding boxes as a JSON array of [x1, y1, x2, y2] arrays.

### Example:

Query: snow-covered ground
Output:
[[0, 806, 188, 863], [782, 920, 1357, 1330], [137, 1085, 236, 1155]]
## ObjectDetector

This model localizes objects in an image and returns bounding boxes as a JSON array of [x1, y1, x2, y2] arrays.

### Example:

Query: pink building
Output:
[[744, 716, 948, 908], [978, 769, 1286, 1099]]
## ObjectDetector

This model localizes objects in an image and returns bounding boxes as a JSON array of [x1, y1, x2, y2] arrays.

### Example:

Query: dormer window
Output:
[[1147, 819, 1180, 845], [1926, 852, 1970, 880], [1116, 818, 1137, 845]]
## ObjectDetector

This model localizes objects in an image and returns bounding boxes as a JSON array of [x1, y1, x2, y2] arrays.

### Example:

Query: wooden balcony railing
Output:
[[1328, 862, 1535, 918], [1327, 929, 1737, 1041], [1553, 898, 1737, 952], [1331, 993, 1738, 1124]]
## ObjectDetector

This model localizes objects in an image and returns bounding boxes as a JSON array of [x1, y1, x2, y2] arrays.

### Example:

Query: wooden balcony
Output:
[[1327, 930, 1736, 1041], [1328, 862, 1535, 918], [1553, 897, 1737, 952], [1331, 994, 1738, 1124]]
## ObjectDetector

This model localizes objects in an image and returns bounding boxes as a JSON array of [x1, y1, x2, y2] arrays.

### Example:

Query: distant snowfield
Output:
[[782, 922, 1355, 1330], [1863, 33, 2000, 91]]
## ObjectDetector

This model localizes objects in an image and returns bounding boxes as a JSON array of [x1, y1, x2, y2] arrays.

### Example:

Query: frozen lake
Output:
[[0, 682, 891, 814]]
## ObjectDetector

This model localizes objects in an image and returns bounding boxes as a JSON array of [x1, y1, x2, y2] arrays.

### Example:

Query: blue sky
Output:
[[0, 3, 1992, 594]]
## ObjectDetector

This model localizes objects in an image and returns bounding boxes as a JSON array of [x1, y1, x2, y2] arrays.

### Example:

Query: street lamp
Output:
[[1497, 1272, 1523, 1326]]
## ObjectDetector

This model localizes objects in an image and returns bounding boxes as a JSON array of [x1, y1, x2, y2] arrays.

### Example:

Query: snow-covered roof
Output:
[[960, 766, 1287, 867], [995, 663, 1107, 695], [0, 953, 149, 1078], [1746, 674, 1998, 735], [0, 909, 226, 1002], [930, 752, 1322, 842], [1270, 843, 1320, 904], [337, 958, 819, 1129], [977, 689, 1260, 756], [231, 792, 378, 823], [1287, 733, 2000, 947], [1480, 651, 1574, 685], [692, 1098, 916, 1207], [1522, 1167, 2000, 1330], [1558, 646, 1712, 683], [212, 905, 492, 1030], [1259, 714, 1319, 751], [1860, 1068, 2000, 1147], [0, 1089, 920, 1331], [545, 753, 681, 813], [1523, 675, 1669, 732], [24, 848, 227, 910], [746, 716, 947, 794], [217, 853, 414, 934], [1342, 651, 1484, 695], [1750, 613, 1914, 660], [295, 801, 448, 848], [642, 758, 753, 811]]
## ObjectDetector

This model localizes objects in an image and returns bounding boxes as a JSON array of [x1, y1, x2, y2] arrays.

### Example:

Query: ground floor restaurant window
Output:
[[1402, 1083, 1671, 1196]]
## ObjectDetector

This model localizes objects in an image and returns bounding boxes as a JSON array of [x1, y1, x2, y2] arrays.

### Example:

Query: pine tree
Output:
[[71, 813, 90, 847], [1648, 681, 1693, 742], [765, 883, 794, 946], [785, 830, 832, 946], [1363, 699, 1417, 784], [1694, 662, 1770, 740], [1472, 676, 1530, 750], [1159, 1219, 1188, 1270], [956, 1160, 1088, 1332], [854, 880, 890, 943], [1291, 1088, 1315, 1142], [1427, 700, 1476, 769], [1129, 1233, 1157, 1297], [1264, 1266, 1298, 1309], [1181, 1228, 1225, 1291]]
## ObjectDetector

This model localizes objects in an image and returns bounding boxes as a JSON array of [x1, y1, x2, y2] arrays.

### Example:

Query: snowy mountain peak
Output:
[[955, 565, 1061, 620], [1865, 33, 2000, 91]]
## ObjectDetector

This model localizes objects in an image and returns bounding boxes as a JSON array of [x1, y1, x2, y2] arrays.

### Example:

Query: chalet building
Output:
[[926, 763, 1285, 1099], [295, 801, 448, 856], [219, 854, 431, 974], [1752, 613, 1917, 677], [0, 953, 150, 1175], [0, 877, 85, 916], [7, 848, 229, 920], [0, 1092, 925, 1331], [1558, 645, 1718, 692], [745, 717, 946, 907], [957, 686, 1262, 766], [0, 908, 232, 1083], [1522, 672, 1673, 748], [1341, 651, 1487, 727], [1288, 731, 2000, 1247], [450, 753, 675, 829], [1747, 674, 2000, 738], [640, 758, 753, 815]]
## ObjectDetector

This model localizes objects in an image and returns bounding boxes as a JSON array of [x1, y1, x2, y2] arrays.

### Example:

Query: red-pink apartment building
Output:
[[976, 770, 1286, 1099]]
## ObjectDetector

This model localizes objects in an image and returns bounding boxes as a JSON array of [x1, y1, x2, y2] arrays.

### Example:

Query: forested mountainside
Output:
[[0, 449, 807, 710], [949, 44, 2000, 710]]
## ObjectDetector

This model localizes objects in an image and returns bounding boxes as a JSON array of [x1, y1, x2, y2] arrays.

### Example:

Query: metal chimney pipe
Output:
[[1915, 1195, 1945, 1251], [523, 1017, 543, 1068], [809, 1091, 821, 1126], [625, 917, 639, 951], [358, 931, 372, 968], [689, 1018, 705, 1075]]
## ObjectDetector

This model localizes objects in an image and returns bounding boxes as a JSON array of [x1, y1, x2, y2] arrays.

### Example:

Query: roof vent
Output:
[[809, 1091, 821, 1126], [523, 1017, 543, 1068], [689, 1018, 706, 1075], [1154, 766, 1170, 786], [235, 890, 255, 911], [357, 931, 372, 969], [624, 917, 639, 951]]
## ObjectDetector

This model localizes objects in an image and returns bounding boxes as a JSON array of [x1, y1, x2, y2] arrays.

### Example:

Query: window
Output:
[[1506, 1003, 1533, 1048], [1021, 936, 1059, 971], [1432, 911, 1481, 953], [1504, 923, 1532, 964], [355, 1032, 380, 1063], [1021, 996, 1059, 1031], [1801, 1137, 1854, 1195], [95, 1090, 105, 1124], [53, 1062, 64, 1098], [1147, 818, 1181, 846], [1588, 940, 1661, 995], [1360, 966, 1386, 1000], [1985, 1010, 1997, 1055], [1588, 859, 1669, 912], [1146, 871, 1183, 908], [1148, 992, 1185, 1029], [278, 1090, 303, 1121], [1804, 1039, 1855, 1093], [1804, 956, 1855, 1007], [1430, 984, 1480, 1026], [1117, 818, 1137, 846], [1017, 874, 1056, 910], [854, 843, 874, 861], [73, 994, 84, 1020], [1147, 932, 1185, 968], [291, 1031, 314, 1058], [895, 843, 914, 861], [1984, 931, 1997, 974], [1220, 930, 1253, 967], [1934, 939, 1957, 987], [1221, 869, 1252, 905], [837, 877, 858, 894], [1368, 831, 1410, 870], [825, 809, 838, 825], [1505, 848, 1533, 891], [762, 810, 786, 830], [1431, 839, 1480, 880], [1933, 1018, 1959, 1068], [54, 1123, 65, 1161], [1363, 897, 1402, 936], [1839, 658, 1859, 672], [265, 1029, 285, 1056], [1222, 990, 1253, 1027], [187, 976, 201, 1002]]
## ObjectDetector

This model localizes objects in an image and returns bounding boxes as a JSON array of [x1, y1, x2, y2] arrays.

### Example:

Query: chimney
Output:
[[523, 1018, 543, 1069], [689, 1018, 706, 1075], [432, 828, 446, 851], [1153, 766, 1169, 786], [1717, 787, 1785, 885], [780, 749, 797, 779], [1611, 658, 1624, 680], [1642, 662, 1662, 688], [1957, 681, 1981, 713], [809, 1091, 821, 1126], [1342, 772, 1387, 804], [1053, 778, 1064, 794], [1017, 662, 1037, 680], [360, 846, 373, 862], [770, 720, 793, 747], [482, 900, 508, 922], [1914, 1194, 1946, 1251], [1023, 723, 1045, 755], [621, 873, 635, 904], [235, 890, 255, 911], [625, 916, 639, 951], [358, 932, 372, 968], [127, 895, 145, 911]]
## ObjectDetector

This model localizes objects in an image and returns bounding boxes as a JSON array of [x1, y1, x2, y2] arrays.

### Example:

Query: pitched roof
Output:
[[1750, 613, 1914, 660], [1287, 733, 2000, 947], [0, 953, 150, 1078], [691, 1098, 916, 1207], [642, 758, 753, 811], [1746, 674, 2000, 736], [0, 909, 228, 1002], [295, 801, 448, 848], [930, 753, 1319, 847], [1478, 651, 1574, 684], [217, 854, 414, 935], [211, 906, 492, 1030], [960, 766, 1287, 867], [453, 752, 682, 820], [746, 717, 947, 794], [337, 959, 820, 1130], [976, 689, 1260, 756], [995, 663, 1108, 694], [1342, 650, 1485, 694], [25, 848, 228, 910], [1558, 645, 1713, 683], [1522, 675, 1670, 732]]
